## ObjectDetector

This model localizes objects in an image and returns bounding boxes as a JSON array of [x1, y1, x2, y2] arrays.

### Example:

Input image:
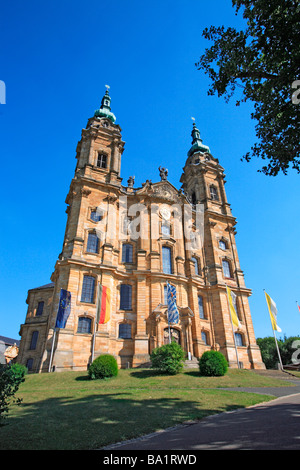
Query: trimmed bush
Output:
[[88, 354, 118, 380], [150, 341, 185, 375], [198, 350, 228, 377]]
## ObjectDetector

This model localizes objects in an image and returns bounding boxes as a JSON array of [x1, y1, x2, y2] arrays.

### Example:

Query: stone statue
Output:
[[159, 166, 168, 181], [127, 176, 135, 188]]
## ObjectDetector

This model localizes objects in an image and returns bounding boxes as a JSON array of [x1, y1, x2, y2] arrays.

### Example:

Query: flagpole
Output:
[[272, 327, 283, 370], [92, 272, 103, 363], [48, 328, 57, 373], [264, 289, 283, 370], [226, 285, 240, 369], [167, 280, 171, 343]]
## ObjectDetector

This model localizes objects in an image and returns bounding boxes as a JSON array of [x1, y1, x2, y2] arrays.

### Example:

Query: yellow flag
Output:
[[226, 286, 240, 328], [265, 291, 281, 332]]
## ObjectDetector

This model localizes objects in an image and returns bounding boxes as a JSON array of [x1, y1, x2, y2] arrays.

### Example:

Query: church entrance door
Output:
[[164, 327, 181, 345]]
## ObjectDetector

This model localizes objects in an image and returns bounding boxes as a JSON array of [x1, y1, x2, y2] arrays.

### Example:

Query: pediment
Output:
[[136, 180, 185, 204]]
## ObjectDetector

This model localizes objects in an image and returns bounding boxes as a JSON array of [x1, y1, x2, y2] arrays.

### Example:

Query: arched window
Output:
[[162, 246, 172, 274], [120, 284, 132, 310], [198, 295, 205, 319], [191, 257, 200, 275], [86, 232, 99, 253], [77, 317, 92, 334], [122, 243, 133, 263], [119, 323, 132, 339], [81, 275, 96, 303], [222, 259, 232, 278], [210, 185, 219, 201], [29, 331, 39, 350]]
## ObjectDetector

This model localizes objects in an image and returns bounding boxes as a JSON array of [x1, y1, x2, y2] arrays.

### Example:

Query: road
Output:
[[102, 370, 300, 450]]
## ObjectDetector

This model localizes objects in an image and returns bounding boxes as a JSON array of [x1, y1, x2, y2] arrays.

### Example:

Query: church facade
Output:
[[18, 88, 265, 372]]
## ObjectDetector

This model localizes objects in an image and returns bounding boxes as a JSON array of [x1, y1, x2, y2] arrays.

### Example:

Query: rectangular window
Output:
[[97, 153, 107, 169], [87, 233, 99, 253], [77, 317, 92, 334], [119, 324, 132, 339], [36, 301, 44, 316], [222, 259, 231, 278], [30, 331, 39, 350], [198, 295, 205, 319], [81, 275, 96, 303], [122, 243, 133, 263], [191, 257, 199, 275], [120, 284, 132, 310], [201, 331, 207, 344], [210, 185, 219, 201], [162, 246, 172, 274]]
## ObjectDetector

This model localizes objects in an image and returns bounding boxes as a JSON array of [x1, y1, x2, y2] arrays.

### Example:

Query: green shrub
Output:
[[0, 363, 27, 424], [150, 341, 185, 375], [88, 354, 118, 380], [198, 350, 228, 377]]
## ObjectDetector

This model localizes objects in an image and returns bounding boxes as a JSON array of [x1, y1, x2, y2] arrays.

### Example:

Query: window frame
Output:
[[77, 316, 92, 334], [162, 245, 173, 274], [120, 284, 132, 311], [198, 294, 205, 319], [222, 259, 232, 279], [118, 323, 132, 339], [191, 256, 200, 276], [86, 231, 100, 254], [235, 332, 244, 347], [81, 275, 96, 304], [29, 331, 39, 350], [96, 153, 107, 169], [210, 184, 219, 201], [36, 301, 44, 316], [122, 243, 133, 263]]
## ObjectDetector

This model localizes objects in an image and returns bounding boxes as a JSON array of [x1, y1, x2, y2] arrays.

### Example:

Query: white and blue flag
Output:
[[166, 281, 179, 324]]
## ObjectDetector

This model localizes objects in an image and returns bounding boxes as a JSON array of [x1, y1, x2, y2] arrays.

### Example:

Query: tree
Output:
[[0, 363, 27, 424], [196, 0, 300, 176], [256, 335, 300, 368]]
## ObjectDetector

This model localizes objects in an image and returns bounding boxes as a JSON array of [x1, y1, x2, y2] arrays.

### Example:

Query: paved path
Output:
[[102, 370, 300, 450]]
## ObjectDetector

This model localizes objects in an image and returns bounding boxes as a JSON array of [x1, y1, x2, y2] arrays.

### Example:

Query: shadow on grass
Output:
[[0, 385, 244, 451]]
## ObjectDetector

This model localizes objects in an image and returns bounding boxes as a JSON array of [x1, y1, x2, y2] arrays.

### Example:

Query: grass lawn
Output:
[[0, 368, 292, 450]]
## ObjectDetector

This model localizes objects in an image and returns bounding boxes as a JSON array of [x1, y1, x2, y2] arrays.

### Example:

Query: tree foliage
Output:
[[0, 363, 27, 425], [257, 335, 300, 368], [196, 0, 300, 176]]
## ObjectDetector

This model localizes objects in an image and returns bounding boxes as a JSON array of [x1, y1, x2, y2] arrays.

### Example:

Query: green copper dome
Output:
[[94, 88, 116, 123], [188, 122, 210, 156]]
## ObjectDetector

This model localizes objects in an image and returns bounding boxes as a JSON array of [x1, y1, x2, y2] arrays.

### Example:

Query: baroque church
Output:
[[18, 88, 265, 372]]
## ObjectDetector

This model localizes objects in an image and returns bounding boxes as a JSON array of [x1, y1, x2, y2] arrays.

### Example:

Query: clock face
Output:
[[160, 207, 171, 220]]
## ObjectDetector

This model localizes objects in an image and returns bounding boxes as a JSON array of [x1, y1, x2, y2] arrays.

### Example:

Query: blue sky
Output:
[[0, 0, 299, 342]]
